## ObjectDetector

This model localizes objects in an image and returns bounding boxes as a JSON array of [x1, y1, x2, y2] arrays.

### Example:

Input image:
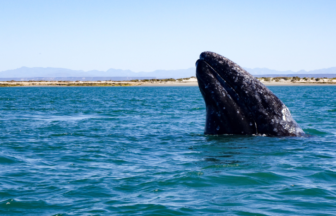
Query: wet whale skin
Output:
[[196, 51, 304, 136]]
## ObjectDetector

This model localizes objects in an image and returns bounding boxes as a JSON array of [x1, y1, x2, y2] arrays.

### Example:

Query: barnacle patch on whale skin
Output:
[[281, 107, 291, 121]]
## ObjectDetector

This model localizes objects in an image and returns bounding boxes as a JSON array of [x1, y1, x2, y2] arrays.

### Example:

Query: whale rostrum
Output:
[[196, 51, 304, 136]]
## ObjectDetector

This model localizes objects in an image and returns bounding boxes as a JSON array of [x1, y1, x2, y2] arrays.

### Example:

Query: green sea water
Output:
[[0, 86, 336, 215]]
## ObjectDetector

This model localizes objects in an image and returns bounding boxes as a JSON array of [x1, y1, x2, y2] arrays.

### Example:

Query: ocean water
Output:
[[0, 86, 336, 215]]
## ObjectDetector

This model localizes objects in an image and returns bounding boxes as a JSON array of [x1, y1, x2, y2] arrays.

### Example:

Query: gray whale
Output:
[[196, 51, 304, 136]]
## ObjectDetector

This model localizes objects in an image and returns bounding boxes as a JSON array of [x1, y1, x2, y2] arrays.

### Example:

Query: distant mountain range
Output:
[[245, 67, 336, 75], [0, 67, 196, 79], [0, 66, 336, 80]]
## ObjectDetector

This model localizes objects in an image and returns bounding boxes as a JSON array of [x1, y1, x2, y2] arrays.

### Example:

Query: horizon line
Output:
[[1, 66, 336, 74]]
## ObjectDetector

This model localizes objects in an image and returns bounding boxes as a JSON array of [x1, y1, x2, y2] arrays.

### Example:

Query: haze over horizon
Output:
[[2, 65, 336, 80], [1, 0, 335, 73]]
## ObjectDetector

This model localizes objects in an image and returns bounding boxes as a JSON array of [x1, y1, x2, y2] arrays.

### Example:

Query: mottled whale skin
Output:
[[196, 51, 304, 136]]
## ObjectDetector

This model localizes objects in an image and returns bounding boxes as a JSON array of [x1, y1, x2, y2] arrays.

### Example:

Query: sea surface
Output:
[[0, 86, 336, 215]]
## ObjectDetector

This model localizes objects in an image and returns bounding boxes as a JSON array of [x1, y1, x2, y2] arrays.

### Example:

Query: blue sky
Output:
[[0, 0, 335, 72]]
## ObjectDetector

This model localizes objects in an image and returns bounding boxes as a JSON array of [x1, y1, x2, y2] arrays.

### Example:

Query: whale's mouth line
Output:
[[196, 58, 259, 135]]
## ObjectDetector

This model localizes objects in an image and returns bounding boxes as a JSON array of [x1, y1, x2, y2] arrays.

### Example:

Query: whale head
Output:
[[196, 51, 304, 136]]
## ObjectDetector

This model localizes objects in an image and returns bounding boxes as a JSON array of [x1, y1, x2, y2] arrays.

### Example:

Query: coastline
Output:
[[0, 81, 140, 87], [1, 77, 336, 87], [138, 82, 336, 87]]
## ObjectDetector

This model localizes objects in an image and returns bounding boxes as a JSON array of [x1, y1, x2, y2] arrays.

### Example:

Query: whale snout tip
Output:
[[200, 51, 217, 59], [197, 51, 217, 66], [199, 51, 209, 60]]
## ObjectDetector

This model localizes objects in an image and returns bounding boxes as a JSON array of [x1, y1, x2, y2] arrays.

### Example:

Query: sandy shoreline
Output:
[[1, 77, 336, 87], [139, 82, 336, 87]]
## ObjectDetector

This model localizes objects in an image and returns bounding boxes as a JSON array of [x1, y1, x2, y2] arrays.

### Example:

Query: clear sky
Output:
[[0, 0, 335, 72]]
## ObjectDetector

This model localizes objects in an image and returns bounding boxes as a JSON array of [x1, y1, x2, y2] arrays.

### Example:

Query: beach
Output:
[[0, 81, 140, 87], [1, 77, 336, 87]]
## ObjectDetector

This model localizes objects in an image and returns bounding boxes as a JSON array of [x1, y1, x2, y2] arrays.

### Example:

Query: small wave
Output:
[[246, 172, 293, 183], [0, 155, 20, 164], [279, 187, 330, 197], [202, 164, 239, 170], [0, 199, 62, 214], [307, 170, 336, 182], [63, 185, 111, 198], [107, 204, 183, 215], [303, 128, 329, 135]]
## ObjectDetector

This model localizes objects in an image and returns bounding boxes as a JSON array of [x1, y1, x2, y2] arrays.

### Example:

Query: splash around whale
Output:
[[196, 51, 304, 137]]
